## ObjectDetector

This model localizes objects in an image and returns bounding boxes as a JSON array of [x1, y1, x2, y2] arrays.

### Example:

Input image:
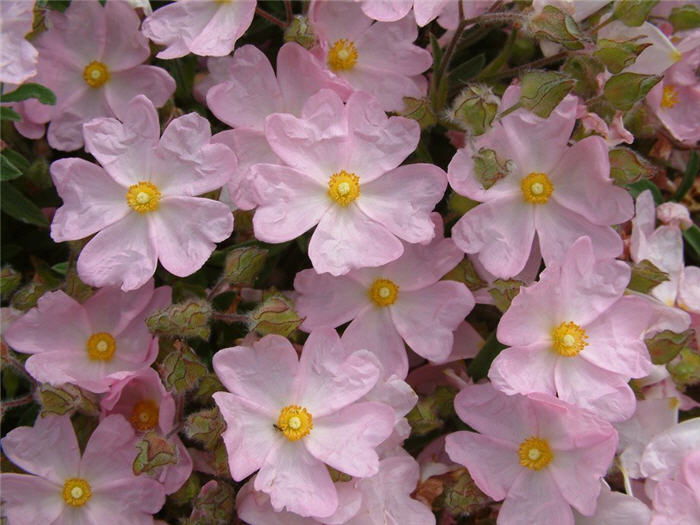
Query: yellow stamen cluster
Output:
[[518, 437, 553, 470], [277, 405, 313, 441], [126, 181, 161, 213], [86, 332, 116, 362], [83, 61, 110, 88], [369, 278, 399, 307], [327, 39, 358, 71], [661, 85, 679, 109], [129, 399, 160, 432], [62, 478, 92, 506], [328, 170, 360, 206], [551, 321, 588, 357], [521, 172, 553, 204]]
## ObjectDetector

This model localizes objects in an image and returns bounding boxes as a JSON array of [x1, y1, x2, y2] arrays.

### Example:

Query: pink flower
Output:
[[413, 0, 496, 29], [16, 0, 175, 151], [212, 329, 395, 518], [641, 418, 700, 485], [141, 0, 256, 58], [448, 85, 633, 278], [253, 88, 446, 275], [4, 280, 169, 393], [309, 1, 432, 111], [344, 451, 436, 525], [489, 236, 654, 421], [100, 368, 193, 494], [647, 31, 700, 145], [445, 383, 618, 525], [295, 215, 474, 377], [649, 450, 700, 525], [206, 43, 350, 210], [574, 482, 651, 525], [50, 95, 234, 291], [0, 414, 165, 525], [0, 0, 38, 84]]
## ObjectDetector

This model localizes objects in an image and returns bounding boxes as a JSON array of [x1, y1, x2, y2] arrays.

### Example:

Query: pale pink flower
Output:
[[656, 201, 692, 229], [647, 30, 700, 145], [0, 415, 165, 525], [101, 368, 193, 494], [445, 383, 618, 525], [309, 1, 432, 111], [0, 0, 38, 84], [533, 0, 610, 56], [489, 236, 654, 422], [637, 365, 700, 411], [15, 0, 175, 151], [295, 215, 473, 377], [448, 86, 633, 278], [206, 43, 350, 210], [212, 329, 395, 518], [649, 450, 700, 525], [640, 418, 700, 485], [141, 0, 255, 58], [578, 106, 634, 147], [50, 95, 234, 291], [630, 190, 699, 324], [253, 89, 446, 275], [574, 482, 652, 525], [413, 0, 495, 29], [4, 280, 169, 393]]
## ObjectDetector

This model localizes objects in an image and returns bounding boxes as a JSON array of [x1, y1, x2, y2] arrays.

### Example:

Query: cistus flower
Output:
[[448, 85, 633, 278], [0, 415, 165, 525], [49, 95, 235, 291], [142, 0, 256, 59], [0, 0, 38, 84], [445, 383, 618, 525], [295, 215, 474, 378], [3, 280, 169, 394], [206, 42, 350, 209], [489, 236, 654, 422], [212, 329, 395, 518], [253, 88, 447, 276], [308, 1, 432, 111], [100, 368, 193, 494], [14, 0, 175, 151]]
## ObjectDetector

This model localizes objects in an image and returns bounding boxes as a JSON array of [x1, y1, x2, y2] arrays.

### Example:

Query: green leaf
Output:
[[0, 153, 24, 181], [51, 262, 69, 275], [609, 146, 658, 185], [430, 32, 443, 71], [528, 5, 586, 50], [613, 0, 659, 26], [0, 182, 49, 227], [672, 150, 698, 201], [519, 70, 575, 118], [669, 5, 700, 31], [604, 72, 662, 110], [594, 38, 652, 74], [628, 259, 669, 294], [3, 149, 30, 172], [467, 331, 507, 381], [627, 179, 663, 205], [472, 148, 514, 190], [0, 106, 22, 121], [683, 225, 700, 259], [1, 83, 56, 105], [646, 329, 694, 365], [449, 54, 485, 87]]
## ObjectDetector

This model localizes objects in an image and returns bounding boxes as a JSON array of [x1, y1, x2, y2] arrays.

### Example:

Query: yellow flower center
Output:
[[83, 61, 110, 88], [661, 85, 679, 109], [328, 39, 358, 71], [62, 478, 92, 506], [518, 437, 553, 470], [369, 278, 399, 307], [521, 172, 553, 204], [129, 399, 160, 432], [328, 170, 360, 206], [551, 321, 588, 357], [126, 181, 161, 213], [86, 332, 116, 361], [277, 405, 313, 441]]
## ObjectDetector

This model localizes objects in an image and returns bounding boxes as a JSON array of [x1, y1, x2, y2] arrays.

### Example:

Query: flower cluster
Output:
[[1, 1, 698, 525]]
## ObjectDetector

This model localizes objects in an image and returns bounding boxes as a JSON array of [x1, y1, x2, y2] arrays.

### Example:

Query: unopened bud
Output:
[[646, 329, 694, 365], [609, 147, 658, 185], [38, 383, 100, 417], [147, 299, 212, 340], [448, 85, 499, 136], [185, 407, 226, 450], [668, 348, 700, 388], [527, 5, 586, 50], [0, 266, 21, 300], [519, 70, 575, 118], [628, 259, 669, 294], [406, 386, 456, 436], [133, 431, 178, 476], [223, 246, 267, 287], [472, 148, 515, 190], [402, 97, 437, 129], [594, 38, 653, 74], [10, 281, 50, 311], [189, 480, 235, 525], [488, 279, 524, 313], [158, 339, 208, 393], [603, 72, 661, 110], [284, 15, 316, 49], [247, 294, 303, 337]]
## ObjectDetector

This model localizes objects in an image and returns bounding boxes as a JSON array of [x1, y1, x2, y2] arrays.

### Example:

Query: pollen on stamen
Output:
[[62, 478, 92, 507], [277, 405, 313, 441], [82, 61, 110, 88], [129, 399, 160, 432], [551, 321, 588, 357], [521, 172, 553, 204], [328, 39, 358, 71], [328, 171, 360, 206], [126, 181, 161, 213], [661, 85, 679, 109], [369, 278, 399, 307], [86, 332, 116, 362], [518, 437, 553, 470]]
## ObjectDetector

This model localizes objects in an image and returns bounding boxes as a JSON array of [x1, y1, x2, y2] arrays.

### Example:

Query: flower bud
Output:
[[283, 15, 316, 49], [472, 148, 515, 190], [401, 97, 437, 129], [223, 246, 267, 287], [441, 468, 492, 517], [189, 480, 236, 525], [668, 348, 700, 388], [147, 299, 212, 340], [594, 38, 653, 74], [527, 5, 586, 50], [488, 279, 524, 313], [628, 259, 669, 294], [0, 266, 21, 300], [38, 383, 100, 417], [158, 339, 208, 393], [646, 329, 694, 365], [184, 407, 226, 450], [519, 70, 575, 118], [133, 431, 178, 476], [247, 294, 303, 337], [609, 146, 658, 185], [603, 72, 661, 110], [448, 85, 499, 136]]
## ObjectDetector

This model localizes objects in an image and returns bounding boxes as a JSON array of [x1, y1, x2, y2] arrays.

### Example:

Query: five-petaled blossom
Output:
[[448, 85, 633, 278], [445, 383, 618, 525], [253, 88, 446, 276], [4, 279, 169, 393], [50, 95, 235, 291], [0, 415, 165, 525], [212, 328, 396, 518]]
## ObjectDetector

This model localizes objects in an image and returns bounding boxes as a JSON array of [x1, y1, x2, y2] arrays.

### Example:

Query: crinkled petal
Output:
[[489, 343, 559, 396], [498, 470, 575, 525], [0, 474, 64, 524], [295, 269, 369, 330]]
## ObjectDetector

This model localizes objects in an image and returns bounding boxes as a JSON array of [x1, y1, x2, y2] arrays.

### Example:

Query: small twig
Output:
[[284, 0, 293, 23], [206, 278, 230, 301], [481, 51, 568, 80], [212, 312, 249, 324], [255, 7, 287, 28], [2, 392, 35, 411]]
